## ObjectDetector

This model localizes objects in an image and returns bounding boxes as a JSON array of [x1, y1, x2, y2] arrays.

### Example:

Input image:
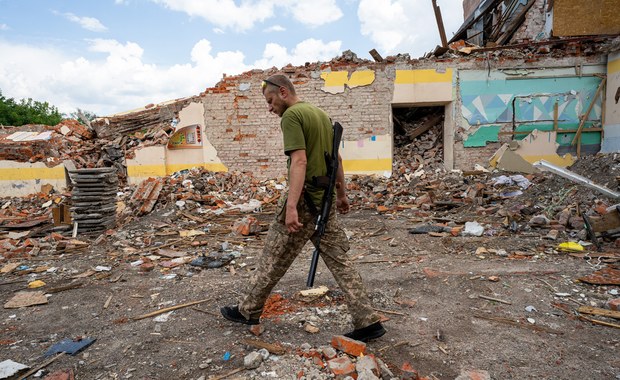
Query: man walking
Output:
[[220, 74, 385, 342]]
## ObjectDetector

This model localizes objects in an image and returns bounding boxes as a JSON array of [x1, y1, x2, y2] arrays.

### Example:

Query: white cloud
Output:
[[253, 38, 342, 68], [60, 12, 108, 32], [151, 0, 342, 31], [264, 24, 285, 33], [283, 0, 343, 27], [358, 0, 463, 58], [0, 24, 9, 31], [0, 38, 252, 116], [0, 33, 343, 117], [151, 0, 275, 32]]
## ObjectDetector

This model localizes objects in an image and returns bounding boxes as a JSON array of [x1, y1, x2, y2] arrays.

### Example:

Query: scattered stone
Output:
[[243, 351, 263, 369], [320, 346, 337, 360], [355, 354, 380, 377], [455, 368, 491, 380], [327, 356, 356, 378], [249, 324, 265, 336], [304, 322, 320, 334]]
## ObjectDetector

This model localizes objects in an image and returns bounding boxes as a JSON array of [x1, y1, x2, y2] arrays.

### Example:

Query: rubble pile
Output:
[[0, 118, 176, 184], [117, 167, 285, 223], [348, 107, 452, 211]]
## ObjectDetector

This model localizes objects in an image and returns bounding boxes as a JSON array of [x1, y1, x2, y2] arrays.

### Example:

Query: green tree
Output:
[[0, 90, 62, 126]]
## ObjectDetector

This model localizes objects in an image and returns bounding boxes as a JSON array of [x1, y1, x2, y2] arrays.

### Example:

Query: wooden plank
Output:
[[572, 77, 606, 146], [132, 298, 211, 320], [242, 338, 286, 355], [432, 0, 448, 48], [554, 0, 620, 36], [578, 306, 620, 320], [498, 127, 603, 136], [588, 211, 620, 232], [553, 101, 558, 131]]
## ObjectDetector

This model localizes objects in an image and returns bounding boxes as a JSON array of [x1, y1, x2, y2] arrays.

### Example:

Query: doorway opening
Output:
[[392, 106, 445, 173]]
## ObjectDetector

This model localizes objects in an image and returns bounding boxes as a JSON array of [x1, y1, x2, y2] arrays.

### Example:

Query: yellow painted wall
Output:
[[321, 70, 375, 94], [392, 69, 454, 105], [341, 135, 393, 177], [606, 52, 620, 125], [0, 161, 67, 196]]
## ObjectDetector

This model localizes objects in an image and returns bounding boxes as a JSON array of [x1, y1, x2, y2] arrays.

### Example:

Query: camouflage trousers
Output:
[[239, 196, 380, 329]]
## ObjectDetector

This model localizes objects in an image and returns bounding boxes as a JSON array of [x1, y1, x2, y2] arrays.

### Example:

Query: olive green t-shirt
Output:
[[281, 102, 333, 208]]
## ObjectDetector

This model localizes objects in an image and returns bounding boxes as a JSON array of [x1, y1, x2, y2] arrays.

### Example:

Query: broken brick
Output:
[[331, 335, 367, 356], [249, 324, 265, 336], [327, 356, 356, 378], [607, 298, 620, 311], [401, 361, 419, 380], [356, 354, 379, 376]]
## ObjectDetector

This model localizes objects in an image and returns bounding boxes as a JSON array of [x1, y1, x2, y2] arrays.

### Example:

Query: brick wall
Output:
[[453, 141, 503, 170], [201, 64, 394, 179], [512, 0, 547, 42]]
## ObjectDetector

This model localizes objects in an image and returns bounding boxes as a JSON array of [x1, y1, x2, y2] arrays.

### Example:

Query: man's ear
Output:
[[279, 86, 287, 98]]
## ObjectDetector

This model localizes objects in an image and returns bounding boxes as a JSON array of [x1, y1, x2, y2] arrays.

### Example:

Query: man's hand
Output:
[[336, 195, 350, 214], [285, 207, 304, 233]]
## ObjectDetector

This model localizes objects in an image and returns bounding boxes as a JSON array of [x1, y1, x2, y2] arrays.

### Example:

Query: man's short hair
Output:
[[262, 74, 296, 95]]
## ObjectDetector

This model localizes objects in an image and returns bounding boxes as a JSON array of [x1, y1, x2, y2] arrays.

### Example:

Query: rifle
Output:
[[306, 121, 344, 288]]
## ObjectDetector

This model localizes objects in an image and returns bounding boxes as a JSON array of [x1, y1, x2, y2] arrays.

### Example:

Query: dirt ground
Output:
[[2, 154, 620, 379]]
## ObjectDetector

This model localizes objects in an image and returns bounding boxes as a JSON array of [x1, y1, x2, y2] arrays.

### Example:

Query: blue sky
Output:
[[0, 0, 464, 116]]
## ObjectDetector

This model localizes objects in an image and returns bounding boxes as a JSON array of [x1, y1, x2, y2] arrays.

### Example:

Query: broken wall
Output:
[[601, 51, 620, 153], [455, 63, 606, 168], [126, 102, 227, 184], [0, 161, 66, 196], [200, 65, 396, 178], [511, 0, 548, 42]]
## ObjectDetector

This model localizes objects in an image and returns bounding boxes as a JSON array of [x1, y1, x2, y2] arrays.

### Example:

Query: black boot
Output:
[[220, 305, 260, 325], [344, 322, 386, 342]]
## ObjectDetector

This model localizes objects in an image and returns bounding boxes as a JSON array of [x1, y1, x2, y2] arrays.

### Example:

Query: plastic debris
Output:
[[27, 280, 46, 289], [462, 221, 484, 237], [0, 359, 29, 378], [190, 253, 235, 269], [44, 337, 96, 358], [557, 242, 584, 252]]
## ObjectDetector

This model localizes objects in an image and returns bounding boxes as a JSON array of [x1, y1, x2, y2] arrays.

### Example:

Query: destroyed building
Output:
[[1, 2, 620, 379], [0, 0, 619, 196]]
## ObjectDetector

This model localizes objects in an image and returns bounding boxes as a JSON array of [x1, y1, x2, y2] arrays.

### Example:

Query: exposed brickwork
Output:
[[453, 142, 503, 171], [201, 65, 393, 179], [512, 0, 547, 42]]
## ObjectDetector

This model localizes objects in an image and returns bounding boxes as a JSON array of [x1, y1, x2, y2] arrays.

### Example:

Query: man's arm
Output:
[[335, 153, 349, 214], [286, 149, 307, 233]]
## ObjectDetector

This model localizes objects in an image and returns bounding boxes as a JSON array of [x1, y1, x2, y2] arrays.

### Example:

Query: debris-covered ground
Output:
[[2, 118, 620, 379]]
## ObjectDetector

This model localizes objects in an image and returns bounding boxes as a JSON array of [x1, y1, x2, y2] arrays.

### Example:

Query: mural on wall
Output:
[[460, 68, 605, 147], [461, 78, 603, 125], [167, 124, 203, 149]]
